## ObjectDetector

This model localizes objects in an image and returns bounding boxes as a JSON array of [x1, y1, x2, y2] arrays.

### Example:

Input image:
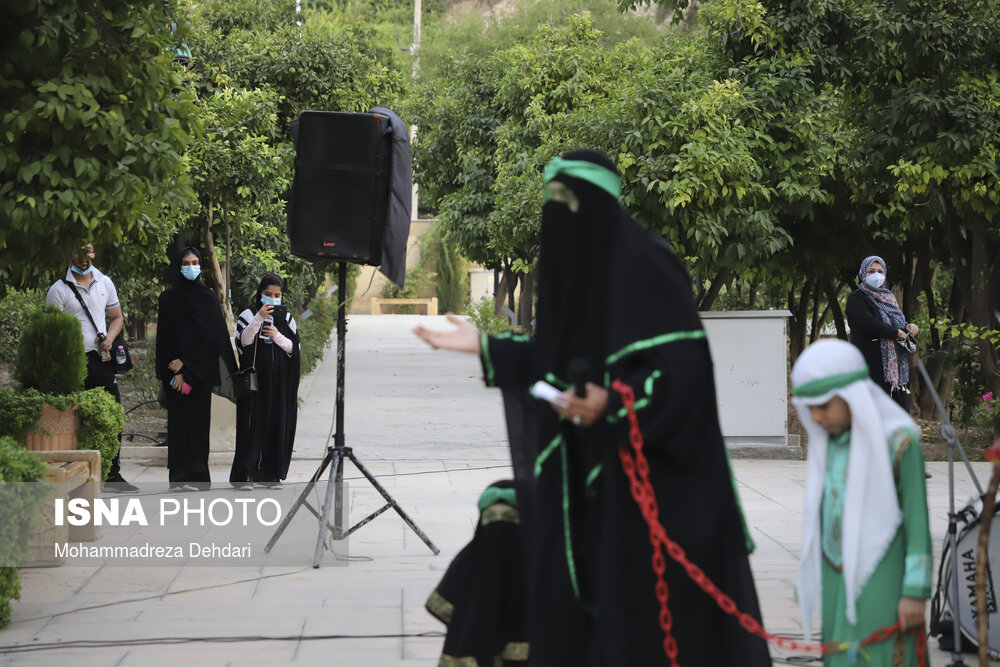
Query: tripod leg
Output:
[[313, 447, 344, 567], [347, 451, 440, 555], [265, 449, 332, 553]]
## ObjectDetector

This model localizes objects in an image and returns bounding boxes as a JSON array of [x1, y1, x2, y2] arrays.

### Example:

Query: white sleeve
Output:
[[272, 331, 294, 355], [105, 277, 120, 310], [240, 312, 265, 346], [45, 282, 64, 308]]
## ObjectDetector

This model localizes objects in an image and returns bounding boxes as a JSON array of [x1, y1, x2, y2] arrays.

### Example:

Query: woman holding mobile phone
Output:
[[156, 246, 238, 491], [230, 273, 301, 489]]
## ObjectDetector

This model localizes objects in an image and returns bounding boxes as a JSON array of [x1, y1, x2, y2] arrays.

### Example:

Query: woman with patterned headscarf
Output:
[[845, 255, 919, 410]]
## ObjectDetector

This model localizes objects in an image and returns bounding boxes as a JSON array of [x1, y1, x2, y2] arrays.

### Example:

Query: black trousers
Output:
[[84, 351, 123, 479]]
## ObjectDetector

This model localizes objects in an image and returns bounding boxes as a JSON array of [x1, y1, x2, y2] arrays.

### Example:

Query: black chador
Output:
[[426, 480, 529, 666], [481, 150, 772, 666], [230, 276, 301, 484], [156, 247, 237, 490]]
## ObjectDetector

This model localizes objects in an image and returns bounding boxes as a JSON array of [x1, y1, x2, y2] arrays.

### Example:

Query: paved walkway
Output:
[[1, 315, 993, 666]]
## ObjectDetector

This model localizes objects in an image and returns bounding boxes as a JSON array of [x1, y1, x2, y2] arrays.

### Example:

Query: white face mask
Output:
[[261, 295, 281, 306], [864, 272, 886, 289]]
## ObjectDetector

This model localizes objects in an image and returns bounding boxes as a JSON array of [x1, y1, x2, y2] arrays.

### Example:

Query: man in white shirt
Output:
[[46, 243, 138, 492]]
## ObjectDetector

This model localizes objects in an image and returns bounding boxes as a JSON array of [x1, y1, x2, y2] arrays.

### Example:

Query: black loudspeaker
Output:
[[288, 111, 391, 264]]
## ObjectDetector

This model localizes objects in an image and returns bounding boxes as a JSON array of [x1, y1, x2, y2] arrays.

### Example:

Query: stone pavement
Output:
[[1, 315, 993, 666]]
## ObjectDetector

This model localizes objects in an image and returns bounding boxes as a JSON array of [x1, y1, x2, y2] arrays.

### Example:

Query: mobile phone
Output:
[[171, 376, 192, 394], [270, 305, 288, 321]]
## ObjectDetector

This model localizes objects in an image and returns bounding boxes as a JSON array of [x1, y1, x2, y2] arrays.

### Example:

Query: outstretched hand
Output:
[[413, 314, 481, 354]]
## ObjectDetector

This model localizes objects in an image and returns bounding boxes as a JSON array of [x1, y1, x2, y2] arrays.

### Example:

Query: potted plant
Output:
[[14, 306, 87, 450], [0, 307, 124, 481]]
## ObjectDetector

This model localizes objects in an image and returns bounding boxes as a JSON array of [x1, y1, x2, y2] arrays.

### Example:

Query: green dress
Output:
[[821, 428, 932, 666]]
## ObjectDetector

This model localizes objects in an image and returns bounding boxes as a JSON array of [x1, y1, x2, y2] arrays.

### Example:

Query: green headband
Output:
[[792, 368, 869, 398], [544, 157, 621, 201], [478, 486, 517, 513]]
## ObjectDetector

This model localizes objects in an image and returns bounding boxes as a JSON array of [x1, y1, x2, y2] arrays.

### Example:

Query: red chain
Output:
[[611, 379, 928, 664]]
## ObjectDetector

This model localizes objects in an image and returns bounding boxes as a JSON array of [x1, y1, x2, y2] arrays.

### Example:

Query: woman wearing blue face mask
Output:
[[230, 273, 301, 489], [156, 247, 238, 491], [845, 255, 920, 409]]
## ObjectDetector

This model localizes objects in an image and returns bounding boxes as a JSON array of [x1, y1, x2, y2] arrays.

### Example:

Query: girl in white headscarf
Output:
[[792, 339, 931, 666]]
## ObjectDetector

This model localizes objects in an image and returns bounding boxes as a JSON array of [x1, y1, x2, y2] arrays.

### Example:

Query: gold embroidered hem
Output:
[[426, 590, 454, 624], [438, 655, 479, 667], [501, 641, 529, 660]]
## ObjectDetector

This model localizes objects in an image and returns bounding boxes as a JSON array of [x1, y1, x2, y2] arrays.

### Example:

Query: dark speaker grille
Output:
[[288, 111, 391, 264]]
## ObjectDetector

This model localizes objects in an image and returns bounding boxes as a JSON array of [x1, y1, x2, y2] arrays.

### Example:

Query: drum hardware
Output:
[[916, 358, 986, 667]]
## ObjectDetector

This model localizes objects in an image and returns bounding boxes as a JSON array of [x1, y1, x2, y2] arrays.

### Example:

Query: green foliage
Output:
[[69, 389, 125, 482], [0, 289, 45, 363], [14, 307, 86, 395], [0, 0, 197, 287], [467, 298, 510, 336], [436, 228, 467, 313], [0, 389, 44, 443], [0, 435, 48, 628], [297, 292, 339, 377]]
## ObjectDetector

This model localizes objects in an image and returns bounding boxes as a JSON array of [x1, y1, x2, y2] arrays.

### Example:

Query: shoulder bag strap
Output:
[[62, 278, 103, 335], [249, 326, 260, 371]]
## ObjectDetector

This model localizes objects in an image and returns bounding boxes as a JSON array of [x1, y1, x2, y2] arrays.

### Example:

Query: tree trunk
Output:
[[495, 270, 510, 317], [823, 279, 847, 339], [788, 283, 811, 363], [698, 267, 733, 310], [223, 206, 233, 318], [204, 199, 236, 336], [518, 269, 535, 330], [808, 279, 823, 342]]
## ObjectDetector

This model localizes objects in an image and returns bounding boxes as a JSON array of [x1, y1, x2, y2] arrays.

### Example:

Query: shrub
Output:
[[0, 435, 48, 628], [0, 289, 46, 363], [0, 388, 123, 483], [14, 306, 86, 395], [467, 297, 510, 336], [436, 229, 468, 313]]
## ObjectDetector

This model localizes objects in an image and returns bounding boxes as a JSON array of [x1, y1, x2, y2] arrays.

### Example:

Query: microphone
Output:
[[568, 358, 589, 398]]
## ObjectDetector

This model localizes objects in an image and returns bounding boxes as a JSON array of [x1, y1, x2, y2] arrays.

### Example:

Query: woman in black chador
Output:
[[415, 149, 771, 666], [230, 273, 301, 488], [156, 247, 237, 491]]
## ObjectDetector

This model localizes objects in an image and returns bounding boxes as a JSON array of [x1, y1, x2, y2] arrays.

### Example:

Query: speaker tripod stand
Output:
[[264, 262, 439, 566], [916, 357, 984, 666]]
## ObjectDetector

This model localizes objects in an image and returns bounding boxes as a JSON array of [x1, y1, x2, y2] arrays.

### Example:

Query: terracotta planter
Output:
[[24, 403, 80, 451]]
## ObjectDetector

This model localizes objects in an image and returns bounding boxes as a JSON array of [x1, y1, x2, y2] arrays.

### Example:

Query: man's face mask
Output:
[[181, 265, 201, 281], [543, 181, 580, 213]]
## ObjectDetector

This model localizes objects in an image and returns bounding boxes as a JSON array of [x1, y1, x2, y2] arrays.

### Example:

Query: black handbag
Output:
[[231, 329, 259, 401], [62, 278, 133, 373]]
